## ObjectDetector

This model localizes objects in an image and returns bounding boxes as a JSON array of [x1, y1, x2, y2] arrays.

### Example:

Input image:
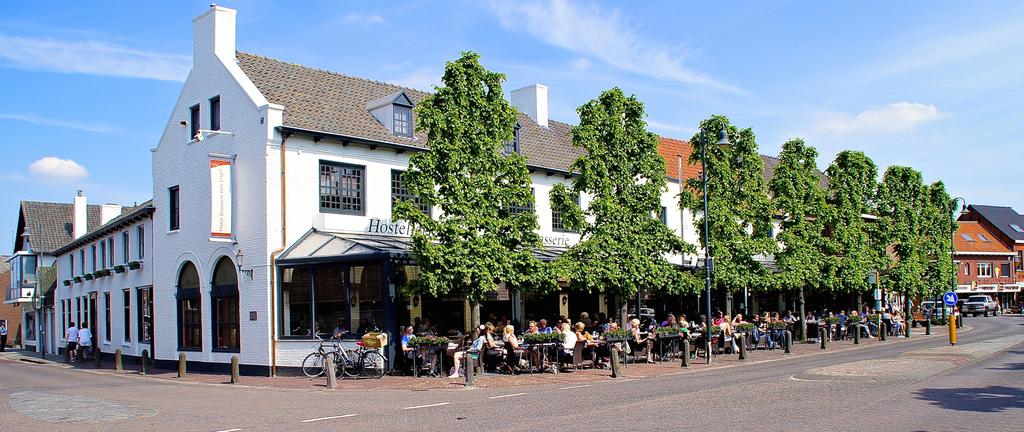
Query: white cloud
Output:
[[29, 156, 89, 182], [389, 67, 441, 91], [486, 0, 740, 93], [812, 102, 945, 135], [0, 113, 113, 133], [0, 35, 190, 81], [343, 13, 386, 25], [569, 57, 591, 71], [646, 119, 693, 137], [863, 21, 1024, 81]]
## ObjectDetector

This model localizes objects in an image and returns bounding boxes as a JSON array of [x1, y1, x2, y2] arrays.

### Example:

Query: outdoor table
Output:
[[522, 342, 559, 374], [654, 332, 681, 361], [411, 344, 446, 378]]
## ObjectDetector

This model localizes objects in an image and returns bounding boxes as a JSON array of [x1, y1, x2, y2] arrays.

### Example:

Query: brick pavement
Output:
[[58, 326, 956, 391]]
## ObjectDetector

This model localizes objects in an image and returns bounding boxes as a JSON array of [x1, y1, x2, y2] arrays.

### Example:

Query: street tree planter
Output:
[[114, 265, 126, 273], [84, 274, 94, 280], [62, 279, 72, 286], [73, 276, 83, 283], [127, 261, 142, 270]]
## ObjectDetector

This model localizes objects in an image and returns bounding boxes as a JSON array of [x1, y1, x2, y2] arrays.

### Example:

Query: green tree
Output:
[[393, 52, 552, 331], [769, 138, 826, 339], [550, 88, 695, 324], [921, 181, 955, 307], [821, 151, 880, 308], [680, 116, 775, 317], [876, 166, 928, 325]]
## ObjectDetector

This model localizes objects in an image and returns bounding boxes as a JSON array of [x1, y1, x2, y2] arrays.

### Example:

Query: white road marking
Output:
[[489, 392, 526, 399], [300, 414, 356, 423], [213, 429, 242, 432], [559, 384, 591, 390], [402, 402, 450, 410]]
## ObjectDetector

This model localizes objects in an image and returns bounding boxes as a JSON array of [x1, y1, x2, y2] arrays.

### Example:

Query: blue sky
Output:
[[2, 1, 1022, 251]]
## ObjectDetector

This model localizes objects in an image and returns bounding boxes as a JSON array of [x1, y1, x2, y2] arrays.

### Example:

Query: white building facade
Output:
[[53, 200, 154, 362], [148, 5, 711, 375]]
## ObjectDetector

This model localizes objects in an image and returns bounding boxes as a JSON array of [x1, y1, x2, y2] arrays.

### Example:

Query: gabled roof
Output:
[[15, 201, 112, 254], [235, 52, 584, 174], [954, 221, 1013, 254], [656, 137, 827, 189], [52, 200, 154, 256], [965, 205, 1024, 243]]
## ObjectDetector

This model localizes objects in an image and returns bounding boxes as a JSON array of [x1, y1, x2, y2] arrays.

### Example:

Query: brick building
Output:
[[955, 205, 1022, 308]]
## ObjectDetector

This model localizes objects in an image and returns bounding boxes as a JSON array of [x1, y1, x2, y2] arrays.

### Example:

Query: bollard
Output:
[[178, 353, 187, 378], [680, 339, 691, 368], [738, 335, 747, 360], [115, 349, 123, 371], [948, 314, 957, 346], [925, 317, 931, 335], [324, 356, 337, 389], [878, 324, 886, 341], [140, 350, 149, 375], [819, 328, 828, 350], [610, 345, 622, 378], [95, 348, 102, 367], [465, 353, 475, 387], [784, 331, 792, 354], [956, 314, 963, 329], [230, 355, 240, 384]]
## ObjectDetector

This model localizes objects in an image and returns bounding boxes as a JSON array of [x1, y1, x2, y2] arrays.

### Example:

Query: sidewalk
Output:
[[59, 326, 951, 391]]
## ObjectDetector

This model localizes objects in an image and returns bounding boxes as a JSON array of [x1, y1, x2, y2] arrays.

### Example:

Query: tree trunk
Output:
[[619, 297, 628, 329], [798, 287, 807, 341], [725, 289, 733, 318], [470, 300, 481, 335]]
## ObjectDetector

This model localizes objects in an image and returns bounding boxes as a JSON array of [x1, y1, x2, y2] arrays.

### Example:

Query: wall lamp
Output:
[[235, 248, 254, 279]]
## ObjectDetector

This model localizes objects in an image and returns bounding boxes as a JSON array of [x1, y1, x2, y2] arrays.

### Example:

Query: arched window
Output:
[[211, 257, 239, 351], [177, 262, 202, 350]]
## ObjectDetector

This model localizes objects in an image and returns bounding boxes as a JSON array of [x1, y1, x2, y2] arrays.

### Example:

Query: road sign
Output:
[[943, 292, 958, 306]]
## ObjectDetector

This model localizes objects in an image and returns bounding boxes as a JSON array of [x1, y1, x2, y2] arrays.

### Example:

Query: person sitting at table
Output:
[[731, 313, 746, 326], [401, 325, 438, 375], [628, 318, 655, 363], [558, 322, 578, 370], [892, 311, 905, 336], [711, 311, 726, 327], [449, 326, 486, 378], [660, 313, 678, 328], [331, 319, 348, 339], [538, 319, 553, 334], [526, 320, 540, 335], [580, 312, 592, 328], [501, 325, 525, 373]]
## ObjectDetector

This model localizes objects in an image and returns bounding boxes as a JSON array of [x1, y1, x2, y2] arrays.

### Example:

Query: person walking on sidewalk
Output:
[[77, 323, 93, 362], [0, 320, 8, 352], [65, 321, 79, 363]]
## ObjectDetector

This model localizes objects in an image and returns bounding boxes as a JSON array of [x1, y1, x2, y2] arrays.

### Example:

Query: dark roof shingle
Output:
[[965, 205, 1024, 243], [16, 202, 114, 254]]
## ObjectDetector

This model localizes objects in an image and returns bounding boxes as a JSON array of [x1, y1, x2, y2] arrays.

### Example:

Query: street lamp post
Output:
[[700, 119, 730, 365], [948, 197, 967, 320]]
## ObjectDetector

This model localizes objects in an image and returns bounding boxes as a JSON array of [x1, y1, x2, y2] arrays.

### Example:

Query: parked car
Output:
[[913, 301, 954, 325], [962, 295, 999, 317]]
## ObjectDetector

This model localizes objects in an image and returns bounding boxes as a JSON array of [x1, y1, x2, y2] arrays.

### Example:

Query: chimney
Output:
[[511, 84, 549, 128], [73, 190, 87, 239], [193, 4, 237, 62], [101, 204, 121, 225]]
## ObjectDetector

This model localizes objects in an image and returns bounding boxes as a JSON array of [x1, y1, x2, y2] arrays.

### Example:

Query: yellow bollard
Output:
[[948, 315, 957, 346]]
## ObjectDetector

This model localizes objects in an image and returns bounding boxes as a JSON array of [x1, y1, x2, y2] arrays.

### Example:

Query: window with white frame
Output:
[[977, 262, 992, 278]]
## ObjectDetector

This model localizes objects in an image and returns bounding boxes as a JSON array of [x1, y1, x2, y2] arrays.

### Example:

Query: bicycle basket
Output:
[[362, 332, 387, 348]]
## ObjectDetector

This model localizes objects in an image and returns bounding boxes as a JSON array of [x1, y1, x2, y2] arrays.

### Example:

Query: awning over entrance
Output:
[[276, 228, 571, 266]]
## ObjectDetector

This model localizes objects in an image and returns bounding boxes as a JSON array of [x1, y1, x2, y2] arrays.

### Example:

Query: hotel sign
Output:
[[210, 159, 232, 238]]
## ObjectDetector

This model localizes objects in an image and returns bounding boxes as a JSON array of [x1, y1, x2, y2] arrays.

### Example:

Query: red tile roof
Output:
[[954, 221, 1013, 254], [657, 137, 702, 182]]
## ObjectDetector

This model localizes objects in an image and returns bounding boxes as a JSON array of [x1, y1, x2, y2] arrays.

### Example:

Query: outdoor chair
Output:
[[571, 341, 595, 370]]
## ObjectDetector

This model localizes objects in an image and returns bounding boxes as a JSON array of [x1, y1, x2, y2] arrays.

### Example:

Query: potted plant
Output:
[[736, 323, 757, 333], [769, 321, 788, 330], [127, 260, 142, 270], [73, 276, 83, 283], [599, 329, 630, 342], [709, 325, 723, 335], [524, 332, 564, 344], [408, 335, 449, 347], [62, 279, 72, 287], [656, 326, 681, 337], [113, 264, 126, 274], [84, 273, 94, 281], [97, 269, 111, 277]]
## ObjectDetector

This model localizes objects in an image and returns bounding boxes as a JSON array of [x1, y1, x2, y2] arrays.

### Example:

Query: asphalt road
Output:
[[1, 316, 1021, 432]]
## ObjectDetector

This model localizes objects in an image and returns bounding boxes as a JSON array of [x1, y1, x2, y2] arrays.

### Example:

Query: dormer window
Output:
[[393, 105, 412, 137], [367, 91, 415, 138], [503, 123, 521, 155]]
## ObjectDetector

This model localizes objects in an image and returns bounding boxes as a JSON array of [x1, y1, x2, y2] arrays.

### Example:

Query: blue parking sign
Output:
[[943, 292, 958, 306]]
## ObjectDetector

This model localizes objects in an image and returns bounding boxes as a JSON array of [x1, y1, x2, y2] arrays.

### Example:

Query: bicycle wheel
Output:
[[339, 350, 359, 378], [360, 350, 386, 379], [329, 351, 346, 379], [301, 352, 326, 378]]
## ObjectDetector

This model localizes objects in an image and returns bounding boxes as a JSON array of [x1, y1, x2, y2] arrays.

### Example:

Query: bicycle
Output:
[[332, 335, 387, 379], [301, 336, 343, 378]]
